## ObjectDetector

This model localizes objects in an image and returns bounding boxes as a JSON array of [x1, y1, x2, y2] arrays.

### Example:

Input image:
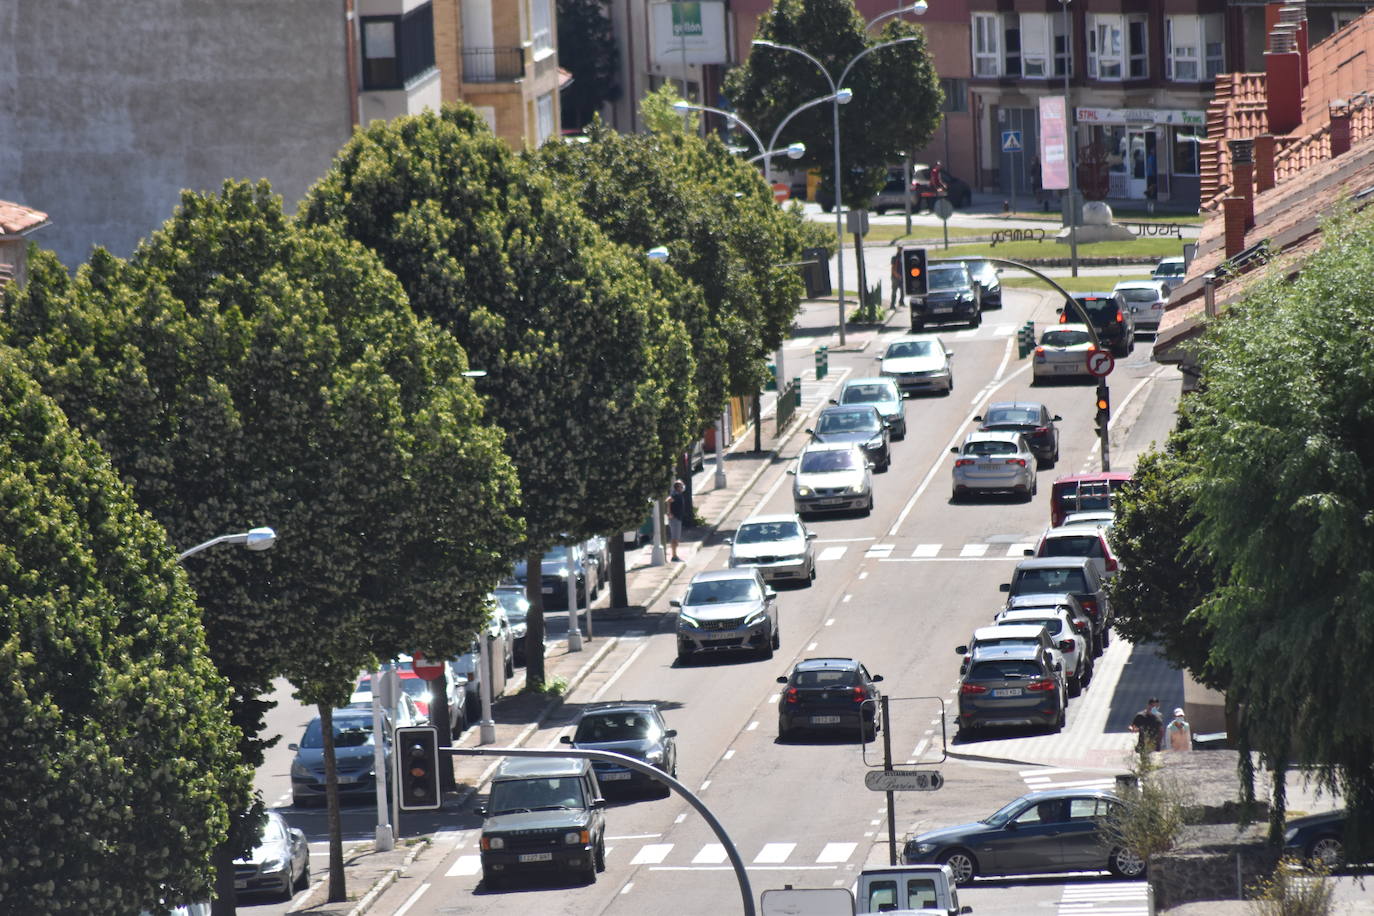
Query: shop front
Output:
[[1075, 107, 1205, 209]]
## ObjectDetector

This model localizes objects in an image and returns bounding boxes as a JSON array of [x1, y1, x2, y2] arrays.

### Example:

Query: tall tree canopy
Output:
[[300, 105, 696, 684], [558, 0, 621, 130], [722, 0, 943, 207], [0, 354, 248, 915]]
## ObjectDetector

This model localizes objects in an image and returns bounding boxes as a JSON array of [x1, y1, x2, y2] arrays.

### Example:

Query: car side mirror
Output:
[[1055, 307, 1064, 314], [999, 583, 1011, 592], [871, 674, 884, 682], [973, 415, 984, 422], [804, 428, 815, 436], [874, 355, 883, 360], [1024, 548, 1034, 556], [806, 531, 818, 540], [670, 599, 682, 608], [1054, 661, 1063, 672], [665, 729, 678, 738], [954, 645, 968, 655], [764, 587, 777, 598], [591, 797, 607, 808], [776, 675, 789, 684], [474, 805, 487, 817], [960, 907, 973, 915], [828, 398, 838, 405], [787, 469, 797, 476], [949, 447, 959, 454], [1052, 415, 1062, 421], [288, 743, 299, 752], [724, 536, 734, 545], [560, 735, 572, 744]]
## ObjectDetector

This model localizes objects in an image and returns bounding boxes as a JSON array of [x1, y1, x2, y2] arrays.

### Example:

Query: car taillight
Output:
[[1071, 620, 1089, 633], [1006, 458, 1026, 467], [1058, 313, 1068, 324], [1035, 426, 1048, 434], [1081, 598, 1100, 620], [1027, 678, 1058, 692], [1058, 639, 1075, 652], [1116, 310, 1125, 323], [784, 687, 799, 705], [1034, 346, 1045, 356], [960, 682, 988, 695], [1105, 556, 1118, 572], [1087, 344, 1098, 353], [955, 458, 975, 467], [853, 686, 869, 703]]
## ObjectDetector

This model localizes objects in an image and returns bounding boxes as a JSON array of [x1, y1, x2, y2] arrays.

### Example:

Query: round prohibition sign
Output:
[[1086, 350, 1115, 377]]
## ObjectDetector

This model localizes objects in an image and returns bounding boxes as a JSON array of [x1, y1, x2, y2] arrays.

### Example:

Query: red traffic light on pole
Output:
[[395, 725, 441, 811]]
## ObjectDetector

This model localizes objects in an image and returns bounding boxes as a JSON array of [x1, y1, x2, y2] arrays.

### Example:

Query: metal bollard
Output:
[[815, 346, 828, 380]]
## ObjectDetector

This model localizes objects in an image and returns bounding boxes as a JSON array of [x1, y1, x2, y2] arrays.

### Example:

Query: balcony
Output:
[[463, 47, 525, 83]]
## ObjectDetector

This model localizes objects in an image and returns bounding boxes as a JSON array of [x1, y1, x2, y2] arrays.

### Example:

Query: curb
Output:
[[345, 839, 429, 916]]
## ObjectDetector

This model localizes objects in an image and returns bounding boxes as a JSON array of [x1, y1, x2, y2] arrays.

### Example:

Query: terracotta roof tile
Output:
[[0, 201, 50, 237]]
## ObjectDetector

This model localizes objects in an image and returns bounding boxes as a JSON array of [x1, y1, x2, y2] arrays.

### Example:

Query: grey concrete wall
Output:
[[0, 0, 355, 270]]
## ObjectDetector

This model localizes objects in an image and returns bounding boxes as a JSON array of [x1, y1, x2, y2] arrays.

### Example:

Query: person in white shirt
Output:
[[1165, 707, 1192, 751]]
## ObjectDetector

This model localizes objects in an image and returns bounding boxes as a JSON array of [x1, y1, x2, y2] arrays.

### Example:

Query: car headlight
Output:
[[645, 750, 664, 763], [846, 485, 866, 495], [558, 567, 569, 578], [796, 486, 814, 497], [678, 613, 700, 628], [510, 623, 527, 638], [259, 856, 287, 874], [745, 609, 769, 627], [913, 842, 937, 855], [866, 437, 884, 449], [564, 830, 589, 845], [291, 760, 312, 779], [486, 837, 505, 850]]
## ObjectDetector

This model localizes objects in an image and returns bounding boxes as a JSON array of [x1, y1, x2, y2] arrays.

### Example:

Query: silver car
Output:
[[836, 377, 907, 439], [1113, 279, 1169, 332], [789, 442, 873, 516], [1031, 324, 1096, 382], [878, 336, 954, 395], [671, 567, 779, 663], [950, 431, 1037, 501], [727, 513, 817, 584], [1151, 255, 1186, 291]]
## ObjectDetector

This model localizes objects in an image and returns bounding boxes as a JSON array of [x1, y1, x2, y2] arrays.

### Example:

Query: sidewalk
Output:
[[286, 304, 887, 915]]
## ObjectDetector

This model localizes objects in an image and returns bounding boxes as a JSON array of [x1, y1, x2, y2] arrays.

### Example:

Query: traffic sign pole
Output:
[[881, 695, 897, 865]]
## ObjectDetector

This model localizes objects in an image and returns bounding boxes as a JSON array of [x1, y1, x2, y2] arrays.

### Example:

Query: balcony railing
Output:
[[462, 47, 525, 83]]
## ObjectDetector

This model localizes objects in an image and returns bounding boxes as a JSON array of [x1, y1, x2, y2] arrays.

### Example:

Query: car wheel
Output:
[[1053, 704, 1067, 732], [771, 621, 781, 651], [808, 562, 817, 583], [778, 716, 792, 741], [1068, 674, 1082, 698], [595, 836, 607, 872], [676, 648, 694, 665], [939, 849, 978, 885], [969, 313, 981, 329], [1108, 847, 1147, 879], [864, 495, 874, 516], [1307, 835, 1345, 868], [1031, 476, 1039, 496], [911, 320, 924, 332], [761, 631, 775, 660], [1018, 484, 1033, 502], [278, 865, 295, 902], [297, 858, 311, 890]]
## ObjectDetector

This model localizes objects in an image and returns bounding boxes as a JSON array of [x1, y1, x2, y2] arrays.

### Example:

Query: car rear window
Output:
[[968, 660, 1042, 679], [1003, 617, 1063, 636], [1014, 568, 1089, 594], [1041, 329, 1091, 347], [984, 407, 1039, 426], [963, 439, 1018, 456], [794, 669, 857, 687], [1073, 296, 1119, 317], [1118, 288, 1160, 303], [1042, 535, 1105, 559], [842, 383, 897, 404]]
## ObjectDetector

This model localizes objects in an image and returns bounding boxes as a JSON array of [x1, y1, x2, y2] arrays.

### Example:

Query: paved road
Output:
[[317, 287, 1186, 916]]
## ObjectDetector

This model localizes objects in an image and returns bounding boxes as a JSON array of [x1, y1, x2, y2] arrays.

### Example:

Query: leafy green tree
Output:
[[0, 353, 249, 916], [558, 0, 620, 130], [722, 0, 943, 207], [3, 182, 523, 903], [300, 105, 695, 686], [1181, 206, 1374, 858]]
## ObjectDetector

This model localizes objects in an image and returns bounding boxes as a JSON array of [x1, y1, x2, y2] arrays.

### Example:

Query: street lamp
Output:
[[753, 36, 920, 346], [1061, 0, 1080, 276], [176, 526, 276, 562], [749, 141, 807, 167], [644, 244, 670, 567], [672, 100, 808, 186], [866, 2, 928, 31]]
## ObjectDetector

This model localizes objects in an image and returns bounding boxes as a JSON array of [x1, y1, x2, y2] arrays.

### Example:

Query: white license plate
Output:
[[932, 306, 953, 313], [701, 630, 737, 639], [601, 772, 632, 781], [992, 688, 1022, 697], [811, 715, 842, 724], [541, 586, 554, 594], [817, 498, 846, 505], [519, 852, 554, 863], [234, 880, 248, 890]]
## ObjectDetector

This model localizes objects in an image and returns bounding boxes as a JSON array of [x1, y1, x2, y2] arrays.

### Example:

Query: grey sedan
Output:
[[836, 377, 907, 439], [234, 810, 310, 900], [790, 443, 873, 516], [672, 568, 779, 663], [950, 431, 1037, 501], [878, 337, 954, 395], [1031, 324, 1097, 383], [727, 513, 817, 584]]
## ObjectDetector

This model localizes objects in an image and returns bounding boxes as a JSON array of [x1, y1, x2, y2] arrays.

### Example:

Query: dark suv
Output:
[[957, 645, 1066, 733], [1000, 557, 1112, 656], [477, 757, 606, 889], [1060, 292, 1134, 357], [912, 263, 980, 331], [975, 401, 1061, 467]]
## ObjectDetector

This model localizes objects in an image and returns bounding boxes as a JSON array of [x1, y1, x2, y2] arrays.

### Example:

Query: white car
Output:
[[950, 431, 1037, 501], [1151, 255, 1186, 291], [1027, 525, 1121, 582], [1113, 279, 1170, 332], [790, 442, 874, 516], [994, 607, 1091, 696], [877, 336, 954, 395], [1031, 323, 1097, 382], [726, 513, 817, 585], [1061, 509, 1116, 531]]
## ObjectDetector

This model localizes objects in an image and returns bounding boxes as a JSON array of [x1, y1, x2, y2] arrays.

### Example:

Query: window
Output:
[[1128, 18, 1148, 78], [536, 91, 555, 145], [1020, 13, 1067, 79], [1089, 15, 1144, 81], [1204, 15, 1225, 79], [1167, 15, 1223, 82], [1172, 127, 1201, 175], [530, 0, 553, 55], [973, 13, 1003, 77], [941, 78, 969, 113], [361, 19, 399, 89], [360, 4, 435, 91]]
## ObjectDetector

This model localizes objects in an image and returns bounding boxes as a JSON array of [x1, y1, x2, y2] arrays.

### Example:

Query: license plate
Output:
[[541, 586, 554, 594], [992, 688, 1022, 697], [811, 715, 842, 724], [234, 880, 248, 890], [932, 306, 953, 313], [519, 852, 554, 863], [817, 498, 845, 505], [701, 630, 737, 640], [601, 772, 632, 781]]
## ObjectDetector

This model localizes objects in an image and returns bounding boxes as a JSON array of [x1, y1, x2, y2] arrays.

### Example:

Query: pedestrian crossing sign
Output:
[[1002, 130, 1023, 153]]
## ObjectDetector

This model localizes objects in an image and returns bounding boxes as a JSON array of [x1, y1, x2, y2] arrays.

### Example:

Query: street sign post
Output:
[[1086, 350, 1115, 377], [864, 769, 944, 792], [771, 182, 789, 204], [933, 198, 954, 249], [1002, 131, 1023, 212]]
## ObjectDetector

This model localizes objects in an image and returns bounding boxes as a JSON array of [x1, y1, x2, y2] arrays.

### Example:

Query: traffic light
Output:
[[1094, 384, 1111, 436], [802, 246, 832, 298], [395, 725, 441, 811], [901, 247, 929, 297]]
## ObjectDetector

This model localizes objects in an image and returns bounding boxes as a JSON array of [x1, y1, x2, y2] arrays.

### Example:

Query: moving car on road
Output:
[[878, 336, 954, 396], [511, 543, 597, 611], [1151, 255, 1187, 291], [560, 703, 678, 797], [1113, 279, 1170, 332], [975, 401, 1060, 468], [790, 443, 874, 517], [477, 757, 606, 889], [963, 258, 1003, 309], [903, 788, 1145, 883], [808, 405, 892, 471], [910, 262, 980, 331], [949, 431, 1037, 502], [836, 377, 907, 439], [726, 513, 817, 585], [671, 568, 780, 663], [1283, 810, 1350, 868], [289, 708, 392, 807], [1031, 324, 1097, 383], [777, 657, 884, 741], [234, 810, 310, 901], [1060, 292, 1134, 357]]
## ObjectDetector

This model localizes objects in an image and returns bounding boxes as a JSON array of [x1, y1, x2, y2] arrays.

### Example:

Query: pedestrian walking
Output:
[[1165, 707, 1193, 751], [667, 479, 687, 562], [1129, 696, 1165, 752]]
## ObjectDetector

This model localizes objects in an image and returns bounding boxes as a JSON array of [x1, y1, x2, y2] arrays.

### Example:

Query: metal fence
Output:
[[776, 378, 801, 436], [462, 46, 525, 83]]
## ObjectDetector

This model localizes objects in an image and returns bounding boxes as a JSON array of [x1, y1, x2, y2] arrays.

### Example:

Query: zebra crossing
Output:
[[1057, 882, 1150, 914], [786, 323, 1021, 350], [812, 541, 1035, 562], [1018, 766, 1119, 794]]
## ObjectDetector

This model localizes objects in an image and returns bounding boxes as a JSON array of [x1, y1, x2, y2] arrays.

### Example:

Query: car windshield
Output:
[[963, 439, 1018, 456], [574, 712, 659, 743], [299, 716, 375, 749], [1005, 617, 1062, 636], [488, 776, 586, 814], [684, 577, 762, 604], [1014, 568, 1090, 594], [736, 521, 802, 543], [983, 407, 1039, 426], [816, 409, 881, 435], [983, 797, 1034, 827], [1041, 329, 1091, 347], [927, 268, 967, 291], [1043, 535, 1105, 559], [842, 383, 897, 404], [1154, 261, 1185, 277], [963, 259, 990, 276], [1118, 288, 1160, 303], [885, 340, 935, 359], [543, 546, 570, 562], [492, 590, 529, 624], [799, 449, 859, 473]]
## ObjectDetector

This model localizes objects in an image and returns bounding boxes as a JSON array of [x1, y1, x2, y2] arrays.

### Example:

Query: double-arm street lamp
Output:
[[753, 27, 923, 346], [672, 100, 808, 187]]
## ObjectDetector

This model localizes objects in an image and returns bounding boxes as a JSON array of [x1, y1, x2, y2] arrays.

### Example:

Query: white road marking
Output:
[[608, 833, 662, 840], [864, 543, 895, 558], [913, 543, 941, 557], [693, 844, 728, 864], [675, 813, 687, 824], [754, 843, 796, 864], [818, 545, 849, 562], [392, 883, 430, 916], [446, 856, 480, 877], [630, 844, 673, 865], [806, 642, 818, 651], [620, 883, 634, 895], [747, 721, 759, 731], [858, 571, 868, 580], [723, 749, 735, 761], [815, 536, 876, 543], [826, 617, 836, 625], [993, 324, 1016, 336], [959, 543, 988, 558], [1006, 542, 1033, 557], [842, 595, 852, 604], [767, 693, 780, 704], [817, 842, 857, 863], [700, 780, 711, 791]]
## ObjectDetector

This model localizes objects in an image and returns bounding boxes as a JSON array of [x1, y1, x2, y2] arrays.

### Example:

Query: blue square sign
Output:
[[1002, 130, 1023, 153]]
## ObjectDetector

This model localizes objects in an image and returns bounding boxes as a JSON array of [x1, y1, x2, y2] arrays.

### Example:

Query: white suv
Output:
[[995, 608, 1091, 696]]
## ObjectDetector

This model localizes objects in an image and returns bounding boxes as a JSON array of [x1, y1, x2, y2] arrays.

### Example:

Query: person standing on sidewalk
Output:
[[667, 479, 687, 561], [1166, 707, 1193, 751], [1130, 697, 1165, 752]]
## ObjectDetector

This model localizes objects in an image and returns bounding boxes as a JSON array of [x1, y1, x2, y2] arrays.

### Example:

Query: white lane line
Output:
[[842, 595, 852, 604], [826, 617, 836, 625], [806, 642, 818, 651], [889, 346, 1029, 536], [675, 813, 687, 824], [608, 833, 662, 840], [754, 843, 796, 864], [864, 543, 895, 558], [620, 883, 634, 895], [767, 693, 780, 704], [392, 883, 431, 916], [911, 738, 930, 760], [1006, 542, 1033, 557], [913, 543, 941, 557], [858, 571, 868, 580], [446, 856, 480, 877], [723, 749, 735, 761], [747, 721, 760, 731], [1082, 365, 1168, 465], [993, 324, 1016, 336], [630, 844, 674, 865], [959, 543, 989, 558], [818, 545, 849, 562], [590, 638, 652, 701], [815, 536, 876, 543], [700, 780, 711, 791], [817, 842, 857, 863], [693, 844, 728, 864]]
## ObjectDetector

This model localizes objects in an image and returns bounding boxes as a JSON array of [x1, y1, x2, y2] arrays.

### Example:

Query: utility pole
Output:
[[1062, 0, 1080, 276]]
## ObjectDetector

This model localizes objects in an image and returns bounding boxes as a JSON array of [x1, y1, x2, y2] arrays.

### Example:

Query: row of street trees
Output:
[[1109, 206, 1374, 860]]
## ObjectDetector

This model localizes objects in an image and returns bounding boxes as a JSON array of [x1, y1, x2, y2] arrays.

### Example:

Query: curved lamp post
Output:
[[672, 101, 809, 188], [753, 33, 922, 346], [177, 527, 276, 562]]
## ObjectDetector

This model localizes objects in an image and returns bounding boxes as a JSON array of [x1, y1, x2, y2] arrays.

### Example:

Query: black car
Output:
[[911, 263, 980, 331], [807, 405, 892, 471], [1060, 292, 1134, 357], [975, 401, 1061, 467], [963, 259, 1003, 310], [478, 757, 606, 889], [560, 703, 678, 796], [777, 657, 883, 741], [903, 788, 1145, 884], [956, 645, 1065, 733], [1283, 811, 1350, 868]]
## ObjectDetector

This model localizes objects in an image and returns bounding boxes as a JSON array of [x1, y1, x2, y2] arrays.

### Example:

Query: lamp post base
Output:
[[375, 824, 394, 852]]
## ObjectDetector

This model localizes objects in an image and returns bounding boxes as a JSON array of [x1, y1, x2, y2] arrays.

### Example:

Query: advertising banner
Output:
[[650, 2, 728, 66], [1039, 96, 1070, 191]]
